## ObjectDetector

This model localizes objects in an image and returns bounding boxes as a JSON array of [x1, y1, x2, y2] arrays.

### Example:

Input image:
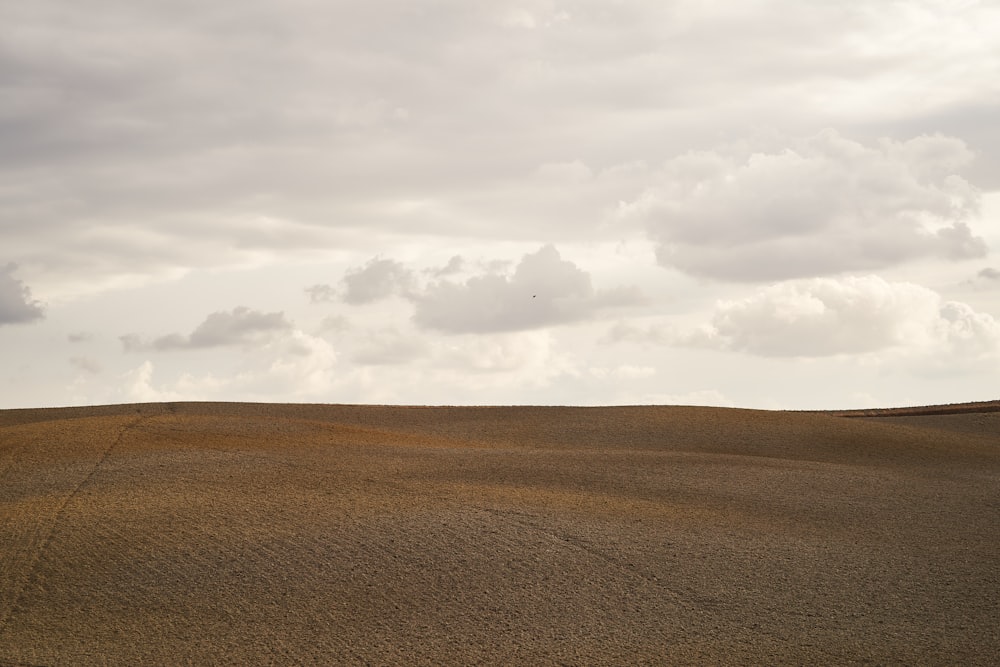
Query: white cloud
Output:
[[0, 264, 44, 326], [256, 330, 338, 397], [437, 329, 571, 376], [121, 329, 338, 402], [621, 130, 987, 281], [412, 245, 643, 333], [698, 277, 944, 356], [612, 275, 1000, 363], [122, 361, 181, 403]]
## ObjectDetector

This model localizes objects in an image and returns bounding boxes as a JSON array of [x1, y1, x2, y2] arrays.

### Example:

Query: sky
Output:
[[2, 0, 1000, 410]]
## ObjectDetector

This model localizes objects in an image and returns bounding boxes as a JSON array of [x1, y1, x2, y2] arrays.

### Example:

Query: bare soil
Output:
[[1, 402, 997, 666]]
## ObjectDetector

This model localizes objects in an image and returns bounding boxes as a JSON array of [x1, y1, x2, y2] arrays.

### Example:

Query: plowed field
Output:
[[1, 402, 998, 665]]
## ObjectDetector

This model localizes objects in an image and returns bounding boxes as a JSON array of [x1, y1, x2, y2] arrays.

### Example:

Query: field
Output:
[[1, 401, 998, 665]]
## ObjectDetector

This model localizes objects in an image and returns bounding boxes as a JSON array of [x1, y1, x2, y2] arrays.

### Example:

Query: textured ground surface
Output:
[[1, 402, 998, 665]]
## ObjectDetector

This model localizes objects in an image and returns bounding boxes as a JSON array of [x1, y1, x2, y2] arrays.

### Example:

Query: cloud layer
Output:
[[2, 1, 999, 410]]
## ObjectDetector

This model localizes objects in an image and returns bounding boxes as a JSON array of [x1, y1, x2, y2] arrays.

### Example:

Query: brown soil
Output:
[[1, 402, 997, 666]]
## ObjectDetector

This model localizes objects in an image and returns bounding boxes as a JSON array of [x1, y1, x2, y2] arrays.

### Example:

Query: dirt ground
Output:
[[1, 402, 997, 665]]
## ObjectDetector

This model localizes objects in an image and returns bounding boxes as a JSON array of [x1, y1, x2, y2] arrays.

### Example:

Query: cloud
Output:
[[434, 329, 579, 386], [696, 277, 944, 357], [961, 266, 1000, 290], [620, 130, 987, 281], [122, 361, 181, 402], [611, 275, 1000, 362], [0, 264, 44, 325], [304, 284, 338, 303], [412, 245, 643, 333], [121, 329, 337, 402], [123, 307, 292, 351], [978, 267, 1000, 282], [342, 258, 415, 305], [4, 1, 1000, 300], [428, 255, 464, 277]]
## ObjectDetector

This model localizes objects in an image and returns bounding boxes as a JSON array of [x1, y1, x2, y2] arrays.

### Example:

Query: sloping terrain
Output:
[[1, 402, 997, 665]]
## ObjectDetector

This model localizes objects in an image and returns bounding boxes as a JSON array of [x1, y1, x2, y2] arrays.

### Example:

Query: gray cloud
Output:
[[963, 266, 1000, 290], [342, 258, 414, 305], [305, 284, 338, 304], [0, 264, 44, 325], [622, 131, 987, 281], [123, 307, 292, 351], [412, 245, 642, 333]]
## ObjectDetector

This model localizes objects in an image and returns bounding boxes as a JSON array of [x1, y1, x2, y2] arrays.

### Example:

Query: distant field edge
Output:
[[1, 398, 999, 418], [818, 399, 1000, 418]]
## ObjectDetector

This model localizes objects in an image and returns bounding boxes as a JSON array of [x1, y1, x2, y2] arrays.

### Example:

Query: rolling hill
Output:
[[1, 402, 998, 665]]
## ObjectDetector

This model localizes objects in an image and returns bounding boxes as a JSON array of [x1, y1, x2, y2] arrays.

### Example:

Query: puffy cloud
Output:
[[412, 245, 643, 333], [621, 131, 987, 281], [612, 275, 1000, 362], [432, 330, 580, 392], [123, 307, 291, 351], [936, 301, 1000, 360], [428, 255, 464, 277], [0, 264, 44, 325], [342, 258, 415, 305], [256, 330, 338, 397], [697, 277, 944, 356], [122, 361, 181, 402]]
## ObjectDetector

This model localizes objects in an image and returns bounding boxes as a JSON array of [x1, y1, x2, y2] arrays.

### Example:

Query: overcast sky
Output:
[[3, 0, 1000, 409]]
